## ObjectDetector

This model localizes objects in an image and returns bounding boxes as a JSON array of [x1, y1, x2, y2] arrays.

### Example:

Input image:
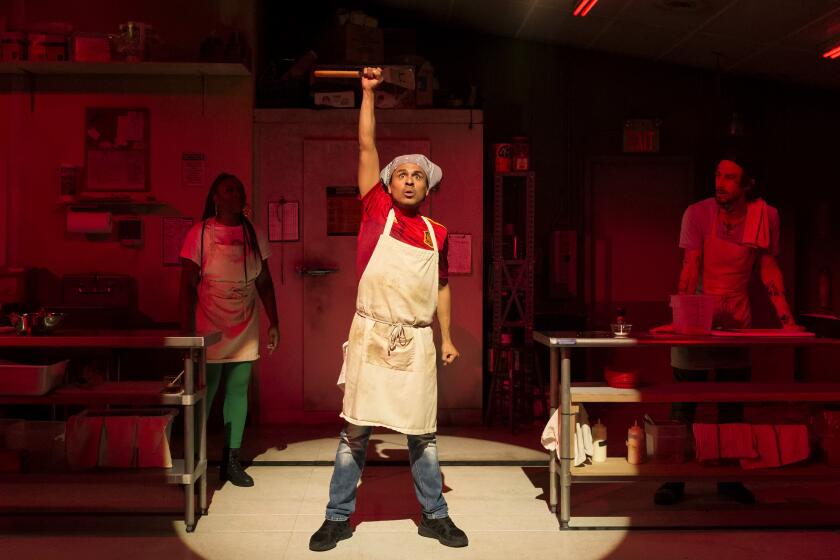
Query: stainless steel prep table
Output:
[[0, 330, 220, 532], [534, 330, 840, 528]]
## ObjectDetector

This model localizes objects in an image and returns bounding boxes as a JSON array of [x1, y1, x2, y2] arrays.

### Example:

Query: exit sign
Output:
[[623, 119, 660, 153]]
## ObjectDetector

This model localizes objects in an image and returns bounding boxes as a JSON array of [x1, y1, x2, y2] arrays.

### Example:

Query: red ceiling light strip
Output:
[[823, 45, 840, 59], [573, 0, 600, 17]]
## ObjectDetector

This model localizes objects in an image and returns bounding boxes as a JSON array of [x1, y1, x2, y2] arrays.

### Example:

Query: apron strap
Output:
[[383, 209, 396, 236], [420, 216, 439, 252]]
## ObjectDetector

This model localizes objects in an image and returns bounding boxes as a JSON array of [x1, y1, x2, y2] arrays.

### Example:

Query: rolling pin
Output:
[[313, 70, 362, 79]]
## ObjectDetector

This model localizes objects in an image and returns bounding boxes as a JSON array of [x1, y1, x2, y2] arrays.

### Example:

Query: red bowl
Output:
[[604, 368, 641, 388]]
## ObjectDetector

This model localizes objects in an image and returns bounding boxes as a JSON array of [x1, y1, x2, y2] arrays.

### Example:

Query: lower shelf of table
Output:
[[565, 509, 840, 528], [3, 459, 206, 485], [0, 382, 205, 406], [570, 382, 840, 403], [562, 457, 840, 482]]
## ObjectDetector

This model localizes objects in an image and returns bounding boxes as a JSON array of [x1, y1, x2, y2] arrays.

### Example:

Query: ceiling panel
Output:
[[703, 0, 840, 44], [591, 21, 687, 58], [620, 0, 734, 33], [520, 5, 612, 45], [366, 0, 840, 88], [662, 31, 760, 68], [374, 0, 458, 21], [736, 46, 840, 87], [448, 0, 536, 36]]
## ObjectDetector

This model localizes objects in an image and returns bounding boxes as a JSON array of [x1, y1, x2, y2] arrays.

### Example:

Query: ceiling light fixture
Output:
[[573, 0, 600, 17], [823, 45, 840, 59]]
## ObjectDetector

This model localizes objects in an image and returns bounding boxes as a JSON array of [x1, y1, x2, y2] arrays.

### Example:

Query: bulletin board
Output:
[[84, 108, 150, 192]]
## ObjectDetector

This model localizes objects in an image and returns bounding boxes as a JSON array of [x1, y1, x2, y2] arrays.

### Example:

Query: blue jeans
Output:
[[325, 423, 449, 521]]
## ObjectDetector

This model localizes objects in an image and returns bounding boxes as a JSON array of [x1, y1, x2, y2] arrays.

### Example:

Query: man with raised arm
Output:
[[309, 67, 467, 552]]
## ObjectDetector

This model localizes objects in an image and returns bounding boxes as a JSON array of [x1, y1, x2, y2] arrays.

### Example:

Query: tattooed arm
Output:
[[759, 253, 799, 329], [678, 248, 702, 295]]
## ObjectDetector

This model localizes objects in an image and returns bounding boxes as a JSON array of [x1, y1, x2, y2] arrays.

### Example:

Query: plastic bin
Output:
[[66, 409, 177, 469], [0, 359, 68, 395], [645, 415, 688, 463], [670, 295, 720, 335], [4, 420, 67, 472]]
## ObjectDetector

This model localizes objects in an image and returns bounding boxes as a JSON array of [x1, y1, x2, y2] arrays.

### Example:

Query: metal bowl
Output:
[[10, 311, 65, 335], [41, 312, 65, 330]]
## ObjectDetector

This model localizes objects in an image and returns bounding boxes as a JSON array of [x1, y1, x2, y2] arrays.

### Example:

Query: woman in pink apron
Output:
[[657, 153, 799, 506], [309, 68, 467, 552], [180, 173, 279, 487]]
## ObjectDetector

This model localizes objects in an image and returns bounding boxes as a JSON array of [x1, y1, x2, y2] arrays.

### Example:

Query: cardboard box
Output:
[[416, 62, 435, 106], [70, 32, 111, 62], [27, 33, 67, 62], [326, 23, 384, 64]]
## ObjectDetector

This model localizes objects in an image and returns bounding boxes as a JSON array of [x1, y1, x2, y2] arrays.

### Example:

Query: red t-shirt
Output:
[[357, 184, 449, 281]]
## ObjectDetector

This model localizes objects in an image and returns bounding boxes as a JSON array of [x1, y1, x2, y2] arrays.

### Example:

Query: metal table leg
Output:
[[198, 348, 208, 516], [548, 347, 558, 513], [184, 350, 196, 532], [559, 347, 572, 528]]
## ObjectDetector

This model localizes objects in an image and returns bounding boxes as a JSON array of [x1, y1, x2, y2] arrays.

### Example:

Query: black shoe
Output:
[[309, 519, 353, 552], [718, 482, 756, 504], [418, 516, 468, 548], [220, 448, 254, 487], [654, 482, 685, 505]]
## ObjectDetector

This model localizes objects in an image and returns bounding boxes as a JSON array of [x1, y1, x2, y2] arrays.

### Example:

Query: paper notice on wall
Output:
[[447, 233, 472, 275], [181, 152, 206, 188], [268, 200, 299, 242], [163, 217, 194, 265]]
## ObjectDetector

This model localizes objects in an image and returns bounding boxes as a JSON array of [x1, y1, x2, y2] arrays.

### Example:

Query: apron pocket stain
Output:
[[365, 322, 415, 371]]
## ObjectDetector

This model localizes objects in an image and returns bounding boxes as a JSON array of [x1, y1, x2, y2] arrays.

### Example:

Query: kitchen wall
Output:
[[0, 0, 255, 323]]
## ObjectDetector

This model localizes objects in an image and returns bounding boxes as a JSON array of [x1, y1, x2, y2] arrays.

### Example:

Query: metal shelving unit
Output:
[[486, 171, 546, 429], [535, 330, 840, 529], [0, 330, 220, 532]]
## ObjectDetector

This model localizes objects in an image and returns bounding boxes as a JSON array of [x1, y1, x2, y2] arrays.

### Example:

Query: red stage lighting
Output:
[[823, 45, 840, 59], [573, 0, 600, 17]]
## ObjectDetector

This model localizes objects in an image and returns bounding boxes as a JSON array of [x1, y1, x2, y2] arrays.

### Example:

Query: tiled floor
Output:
[[3, 425, 840, 559]]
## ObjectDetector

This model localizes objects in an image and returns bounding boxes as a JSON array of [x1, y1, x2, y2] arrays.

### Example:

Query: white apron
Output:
[[701, 214, 757, 329], [672, 212, 756, 369], [196, 219, 262, 363], [339, 209, 440, 435]]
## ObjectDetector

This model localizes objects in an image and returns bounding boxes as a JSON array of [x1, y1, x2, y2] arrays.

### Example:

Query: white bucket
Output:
[[670, 295, 720, 335]]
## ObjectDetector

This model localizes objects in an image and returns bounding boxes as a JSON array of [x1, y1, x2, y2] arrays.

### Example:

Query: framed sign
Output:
[[84, 107, 150, 191], [326, 186, 361, 236], [622, 118, 661, 154]]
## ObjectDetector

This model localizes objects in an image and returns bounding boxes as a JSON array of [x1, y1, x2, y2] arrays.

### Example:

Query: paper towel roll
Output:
[[67, 211, 112, 234]]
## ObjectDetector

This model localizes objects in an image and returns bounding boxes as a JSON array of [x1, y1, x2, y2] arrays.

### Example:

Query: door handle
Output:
[[298, 266, 338, 277]]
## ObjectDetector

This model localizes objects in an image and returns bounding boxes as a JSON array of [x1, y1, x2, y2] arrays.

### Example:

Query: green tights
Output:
[[205, 361, 253, 448]]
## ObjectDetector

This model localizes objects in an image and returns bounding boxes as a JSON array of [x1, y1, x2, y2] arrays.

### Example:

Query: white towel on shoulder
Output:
[[743, 198, 770, 250]]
